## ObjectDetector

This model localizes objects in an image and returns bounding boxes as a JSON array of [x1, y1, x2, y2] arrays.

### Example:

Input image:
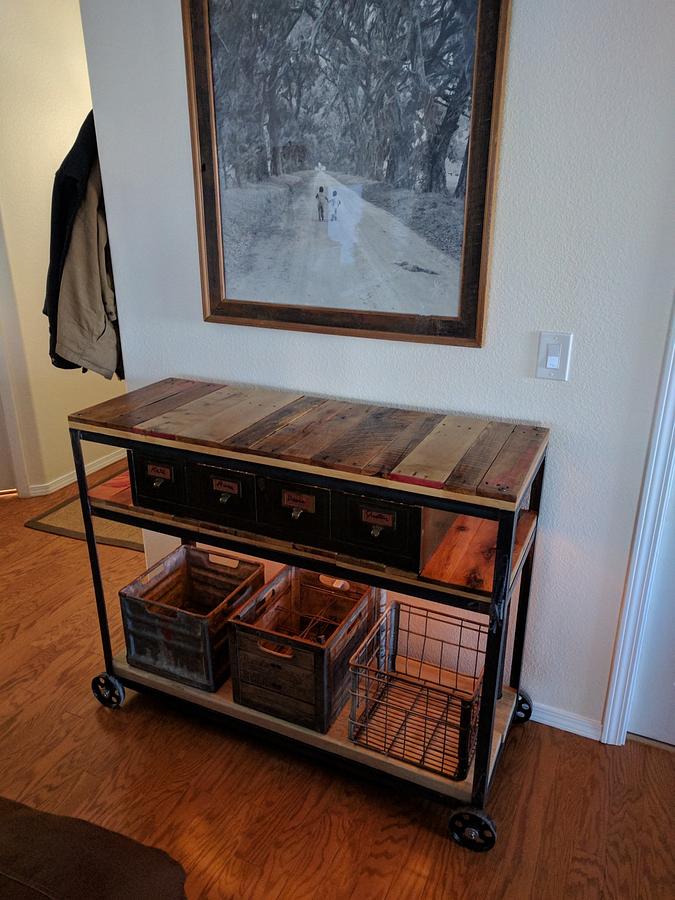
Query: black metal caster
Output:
[[449, 807, 497, 852], [92, 673, 125, 709], [514, 689, 533, 723]]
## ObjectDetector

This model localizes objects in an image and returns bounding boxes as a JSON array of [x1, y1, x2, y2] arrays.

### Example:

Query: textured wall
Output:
[[79, 0, 675, 730], [0, 0, 126, 489]]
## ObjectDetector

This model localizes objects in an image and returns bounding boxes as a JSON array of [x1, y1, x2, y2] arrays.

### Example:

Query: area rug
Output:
[[25, 483, 143, 552], [0, 796, 186, 899]]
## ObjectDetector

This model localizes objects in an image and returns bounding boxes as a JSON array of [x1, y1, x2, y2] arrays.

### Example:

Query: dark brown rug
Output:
[[0, 796, 186, 899]]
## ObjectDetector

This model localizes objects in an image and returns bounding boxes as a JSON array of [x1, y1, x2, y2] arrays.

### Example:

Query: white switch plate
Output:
[[536, 331, 573, 381]]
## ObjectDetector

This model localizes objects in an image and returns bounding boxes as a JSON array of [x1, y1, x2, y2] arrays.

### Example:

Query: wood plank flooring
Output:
[[1, 477, 673, 899]]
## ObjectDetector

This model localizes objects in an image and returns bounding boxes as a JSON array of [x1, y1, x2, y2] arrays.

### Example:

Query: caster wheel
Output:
[[92, 673, 125, 709], [449, 807, 496, 852], [514, 689, 533, 723]]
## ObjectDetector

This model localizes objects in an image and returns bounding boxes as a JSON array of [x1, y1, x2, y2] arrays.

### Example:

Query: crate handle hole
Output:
[[208, 554, 239, 569], [257, 640, 294, 660], [319, 575, 350, 591], [138, 562, 169, 585]]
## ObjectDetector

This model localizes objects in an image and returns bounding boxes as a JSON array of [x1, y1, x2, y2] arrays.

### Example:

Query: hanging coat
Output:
[[55, 159, 122, 379], [43, 112, 123, 378], [43, 112, 97, 370]]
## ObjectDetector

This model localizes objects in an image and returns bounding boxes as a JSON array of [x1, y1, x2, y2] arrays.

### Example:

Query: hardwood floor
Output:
[[1, 476, 673, 899]]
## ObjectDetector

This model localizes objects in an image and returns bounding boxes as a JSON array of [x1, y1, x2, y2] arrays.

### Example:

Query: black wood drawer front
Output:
[[188, 463, 256, 524], [132, 452, 187, 511], [256, 477, 330, 544], [331, 492, 421, 569]]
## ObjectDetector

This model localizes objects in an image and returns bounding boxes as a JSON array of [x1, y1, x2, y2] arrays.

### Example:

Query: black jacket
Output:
[[43, 111, 97, 369]]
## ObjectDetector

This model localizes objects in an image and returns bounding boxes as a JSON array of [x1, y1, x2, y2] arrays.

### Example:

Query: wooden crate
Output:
[[229, 567, 383, 732], [120, 546, 264, 691]]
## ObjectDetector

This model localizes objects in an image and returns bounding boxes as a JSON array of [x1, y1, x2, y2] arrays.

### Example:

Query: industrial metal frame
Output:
[[70, 426, 545, 852]]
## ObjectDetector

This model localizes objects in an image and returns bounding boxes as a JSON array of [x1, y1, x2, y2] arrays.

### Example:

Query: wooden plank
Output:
[[420, 514, 485, 586], [478, 425, 549, 502], [249, 399, 347, 456], [389, 416, 488, 487], [224, 395, 323, 450], [294, 403, 377, 465], [444, 421, 515, 494], [185, 389, 304, 444], [511, 510, 538, 582], [90, 483, 133, 509], [88, 470, 131, 502], [451, 518, 504, 593], [118, 380, 224, 429], [69, 378, 193, 427], [135, 385, 248, 437], [311, 405, 420, 473], [421, 510, 537, 593], [360, 412, 444, 476]]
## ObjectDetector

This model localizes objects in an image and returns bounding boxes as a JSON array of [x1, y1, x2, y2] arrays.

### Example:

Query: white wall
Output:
[[0, 0, 125, 492], [79, 0, 675, 733]]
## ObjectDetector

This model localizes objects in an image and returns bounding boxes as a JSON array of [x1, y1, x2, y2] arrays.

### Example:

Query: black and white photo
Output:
[[183, 0, 506, 344], [209, 0, 478, 316]]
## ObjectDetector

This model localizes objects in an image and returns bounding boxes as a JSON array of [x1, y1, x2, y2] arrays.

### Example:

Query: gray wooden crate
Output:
[[120, 546, 264, 691]]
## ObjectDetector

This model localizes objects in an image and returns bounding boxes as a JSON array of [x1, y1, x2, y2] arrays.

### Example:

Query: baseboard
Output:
[[26, 448, 126, 497], [531, 702, 602, 741]]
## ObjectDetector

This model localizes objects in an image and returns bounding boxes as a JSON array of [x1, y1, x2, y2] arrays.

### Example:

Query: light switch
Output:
[[546, 343, 562, 369], [536, 332, 572, 381]]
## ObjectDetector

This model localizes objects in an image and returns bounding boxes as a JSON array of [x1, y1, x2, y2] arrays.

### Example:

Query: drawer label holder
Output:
[[282, 490, 316, 514], [360, 508, 395, 529], [211, 477, 240, 496], [146, 463, 173, 482]]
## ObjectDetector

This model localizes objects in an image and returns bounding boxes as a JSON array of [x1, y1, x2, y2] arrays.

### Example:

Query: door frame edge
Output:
[[602, 297, 675, 744]]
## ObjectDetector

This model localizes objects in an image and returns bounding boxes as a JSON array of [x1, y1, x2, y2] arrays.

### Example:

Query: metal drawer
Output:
[[131, 452, 187, 511], [331, 492, 421, 570], [256, 477, 330, 545], [188, 462, 256, 525]]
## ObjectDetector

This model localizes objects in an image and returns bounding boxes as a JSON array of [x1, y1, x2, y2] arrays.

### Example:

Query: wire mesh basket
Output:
[[349, 601, 488, 780]]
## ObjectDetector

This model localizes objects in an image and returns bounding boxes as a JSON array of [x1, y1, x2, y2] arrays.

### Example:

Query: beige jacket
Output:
[[55, 159, 120, 379]]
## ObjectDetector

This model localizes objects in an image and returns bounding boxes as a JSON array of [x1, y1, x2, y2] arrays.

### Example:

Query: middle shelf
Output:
[[89, 469, 537, 609]]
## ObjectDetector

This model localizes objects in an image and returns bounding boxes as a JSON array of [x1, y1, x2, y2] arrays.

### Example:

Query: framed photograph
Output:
[[182, 0, 509, 346]]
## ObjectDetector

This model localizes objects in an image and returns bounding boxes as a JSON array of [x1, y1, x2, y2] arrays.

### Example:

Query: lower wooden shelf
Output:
[[112, 654, 516, 803]]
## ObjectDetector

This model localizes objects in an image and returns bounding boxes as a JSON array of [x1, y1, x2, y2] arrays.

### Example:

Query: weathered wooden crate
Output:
[[120, 546, 264, 691], [229, 567, 383, 732]]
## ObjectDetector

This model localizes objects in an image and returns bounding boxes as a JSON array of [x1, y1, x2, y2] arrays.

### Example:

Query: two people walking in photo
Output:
[[316, 186, 341, 222]]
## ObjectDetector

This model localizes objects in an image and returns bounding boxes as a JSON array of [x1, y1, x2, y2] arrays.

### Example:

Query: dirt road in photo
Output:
[[226, 170, 460, 316]]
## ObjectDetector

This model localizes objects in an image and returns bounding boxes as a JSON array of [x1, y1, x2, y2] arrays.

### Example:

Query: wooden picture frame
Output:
[[182, 0, 510, 346]]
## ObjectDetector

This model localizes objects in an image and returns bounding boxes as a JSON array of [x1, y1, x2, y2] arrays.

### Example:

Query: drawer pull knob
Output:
[[218, 493, 231, 505], [291, 508, 304, 520], [370, 525, 383, 539], [152, 477, 165, 489]]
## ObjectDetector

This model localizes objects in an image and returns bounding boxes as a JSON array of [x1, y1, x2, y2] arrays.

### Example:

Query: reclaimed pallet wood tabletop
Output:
[[70, 378, 549, 507]]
